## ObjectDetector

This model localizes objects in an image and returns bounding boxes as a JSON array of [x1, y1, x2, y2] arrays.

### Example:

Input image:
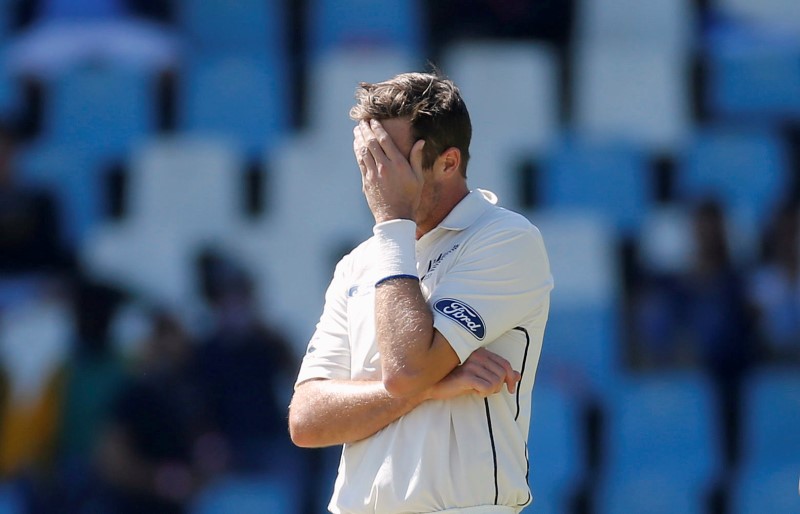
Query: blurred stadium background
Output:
[[0, 0, 798, 513]]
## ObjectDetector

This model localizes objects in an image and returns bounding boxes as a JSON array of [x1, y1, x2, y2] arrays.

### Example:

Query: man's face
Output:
[[379, 117, 414, 162], [378, 117, 440, 228]]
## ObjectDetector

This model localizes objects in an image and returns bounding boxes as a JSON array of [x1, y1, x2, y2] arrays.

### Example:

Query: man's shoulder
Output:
[[473, 203, 543, 241], [332, 236, 379, 276]]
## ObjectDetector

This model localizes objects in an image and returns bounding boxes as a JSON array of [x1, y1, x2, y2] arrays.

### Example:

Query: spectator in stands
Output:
[[682, 199, 755, 385], [0, 286, 72, 495], [748, 200, 800, 364], [0, 121, 69, 275], [90, 310, 199, 514], [53, 277, 127, 490], [192, 249, 299, 474], [631, 198, 755, 464]]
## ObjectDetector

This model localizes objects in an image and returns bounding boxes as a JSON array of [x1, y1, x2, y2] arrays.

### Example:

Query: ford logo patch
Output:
[[434, 298, 486, 340]]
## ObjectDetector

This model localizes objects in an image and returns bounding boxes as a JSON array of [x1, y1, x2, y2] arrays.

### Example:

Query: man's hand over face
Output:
[[353, 119, 426, 224]]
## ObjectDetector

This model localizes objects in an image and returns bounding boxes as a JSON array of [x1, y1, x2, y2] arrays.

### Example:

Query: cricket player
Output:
[[289, 72, 553, 514]]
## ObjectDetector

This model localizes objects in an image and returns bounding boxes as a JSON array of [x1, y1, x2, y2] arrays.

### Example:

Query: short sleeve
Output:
[[431, 220, 553, 364], [295, 257, 353, 386]]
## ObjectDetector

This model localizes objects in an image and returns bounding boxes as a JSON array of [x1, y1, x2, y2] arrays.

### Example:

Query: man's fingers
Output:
[[369, 119, 405, 162], [466, 369, 503, 396], [353, 126, 377, 178], [462, 358, 507, 395], [359, 120, 391, 167], [468, 349, 520, 394]]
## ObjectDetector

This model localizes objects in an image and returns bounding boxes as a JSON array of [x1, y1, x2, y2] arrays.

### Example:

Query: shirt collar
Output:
[[437, 189, 497, 231]]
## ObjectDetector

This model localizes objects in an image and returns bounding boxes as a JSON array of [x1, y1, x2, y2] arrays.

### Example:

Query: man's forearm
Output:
[[375, 277, 435, 377], [288, 378, 427, 448], [375, 278, 460, 396]]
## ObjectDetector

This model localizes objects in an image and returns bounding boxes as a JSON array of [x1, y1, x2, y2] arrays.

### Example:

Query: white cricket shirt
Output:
[[296, 190, 553, 514]]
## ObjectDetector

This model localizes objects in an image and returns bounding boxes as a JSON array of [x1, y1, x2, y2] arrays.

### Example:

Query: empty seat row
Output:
[[529, 366, 800, 514]]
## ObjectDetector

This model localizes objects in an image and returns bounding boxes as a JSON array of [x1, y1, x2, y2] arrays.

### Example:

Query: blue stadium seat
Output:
[[714, 0, 800, 33], [178, 56, 290, 156], [539, 303, 620, 403], [191, 474, 299, 514], [0, 483, 23, 514], [305, 0, 424, 59], [0, 70, 21, 122], [677, 126, 789, 227], [527, 209, 622, 401], [596, 473, 707, 514], [42, 64, 157, 159], [443, 41, 560, 211], [528, 383, 586, 514], [738, 366, 800, 469], [303, 47, 417, 138], [125, 135, 244, 232], [732, 464, 799, 514], [707, 42, 800, 123], [572, 41, 692, 153], [81, 135, 246, 306], [176, 0, 287, 59], [18, 143, 108, 247], [576, 0, 695, 50], [36, 0, 125, 19], [600, 371, 723, 490], [540, 136, 651, 235]]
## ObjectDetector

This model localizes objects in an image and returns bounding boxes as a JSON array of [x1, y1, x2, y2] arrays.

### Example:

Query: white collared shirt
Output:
[[296, 190, 553, 514]]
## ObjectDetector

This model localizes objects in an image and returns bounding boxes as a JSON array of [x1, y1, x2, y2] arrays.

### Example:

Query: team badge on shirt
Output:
[[434, 298, 486, 340]]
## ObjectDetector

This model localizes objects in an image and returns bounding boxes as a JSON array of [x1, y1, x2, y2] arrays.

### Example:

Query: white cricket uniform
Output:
[[296, 189, 553, 514]]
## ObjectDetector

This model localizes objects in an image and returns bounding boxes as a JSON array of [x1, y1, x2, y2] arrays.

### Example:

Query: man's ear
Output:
[[438, 147, 461, 176]]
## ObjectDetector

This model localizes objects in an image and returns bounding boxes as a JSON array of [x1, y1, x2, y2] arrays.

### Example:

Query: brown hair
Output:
[[350, 72, 472, 176]]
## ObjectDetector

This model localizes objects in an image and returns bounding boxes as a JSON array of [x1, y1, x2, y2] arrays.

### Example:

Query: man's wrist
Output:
[[373, 219, 418, 286]]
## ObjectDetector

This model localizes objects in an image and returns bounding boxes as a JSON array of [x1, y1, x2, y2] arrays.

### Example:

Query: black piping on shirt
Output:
[[513, 327, 531, 421], [483, 397, 499, 505], [513, 326, 533, 507], [484, 327, 533, 508]]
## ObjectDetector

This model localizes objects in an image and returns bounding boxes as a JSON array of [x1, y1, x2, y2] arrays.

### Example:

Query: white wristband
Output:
[[372, 219, 418, 286]]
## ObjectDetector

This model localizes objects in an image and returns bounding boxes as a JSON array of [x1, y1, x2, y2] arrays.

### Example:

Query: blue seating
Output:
[[677, 126, 789, 227], [738, 367, 800, 469], [42, 64, 157, 159], [714, 0, 800, 34], [707, 43, 800, 123], [176, 0, 287, 60], [731, 368, 796, 514], [539, 303, 620, 402], [528, 383, 586, 514], [596, 473, 708, 514], [305, 0, 424, 59], [443, 41, 561, 211], [540, 137, 650, 235], [529, 209, 622, 401], [36, 0, 125, 20], [597, 371, 722, 513], [571, 41, 692, 153], [191, 474, 299, 514], [0, 70, 21, 122], [732, 464, 799, 514], [604, 371, 722, 481], [18, 143, 108, 247], [178, 56, 290, 156], [0, 484, 23, 514]]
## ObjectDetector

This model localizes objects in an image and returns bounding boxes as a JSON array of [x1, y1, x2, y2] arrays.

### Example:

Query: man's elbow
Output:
[[288, 408, 323, 448], [382, 369, 428, 398]]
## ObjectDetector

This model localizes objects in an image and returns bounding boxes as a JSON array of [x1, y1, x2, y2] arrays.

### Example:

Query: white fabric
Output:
[[372, 219, 418, 284], [296, 190, 553, 514]]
